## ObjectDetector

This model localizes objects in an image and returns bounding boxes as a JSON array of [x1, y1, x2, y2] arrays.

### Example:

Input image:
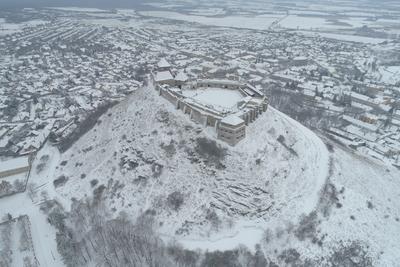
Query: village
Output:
[[0, 8, 399, 198], [0, 5, 400, 267]]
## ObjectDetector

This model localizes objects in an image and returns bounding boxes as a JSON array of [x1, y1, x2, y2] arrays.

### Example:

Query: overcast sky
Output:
[[0, 0, 146, 9]]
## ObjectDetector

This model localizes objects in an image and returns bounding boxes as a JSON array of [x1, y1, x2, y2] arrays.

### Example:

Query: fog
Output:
[[0, 0, 393, 9], [0, 0, 145, 9]]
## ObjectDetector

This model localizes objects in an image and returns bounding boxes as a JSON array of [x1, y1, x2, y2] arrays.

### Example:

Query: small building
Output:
[[154, 71, 175, 86], [344, 91, 378, 109], [217, 115, 246, 146], [292, 56, 308, 66], [0, 156, 30, 178], [174, 70, 189, 88], [157, 58, 172, 72]]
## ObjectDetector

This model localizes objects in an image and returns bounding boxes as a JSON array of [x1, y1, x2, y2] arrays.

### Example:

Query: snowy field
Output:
[[139, 11, 282, 30], [188, 8, 227, 16], [379, 66, 400, 85], [299, 31, 387, 44], [277, 15, 342, 30], [139, 4, 399, 43], [0, 19, 49, 36], [0, 20, 21, 36], [45, 7, 108, 13], [43, 83, 400, 265]]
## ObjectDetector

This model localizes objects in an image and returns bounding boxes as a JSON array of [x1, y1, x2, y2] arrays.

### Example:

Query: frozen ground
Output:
[[0, 82, 399, 265], [139, 5, 397, 43], [0, 19, 49, 36], [378, 65, 400, 85], [139, 11, 282, 30], [0, 145, 65, 267], [182, 87, 245, 111], [300, 31, 387, 44], [42, 83, 400, 265], [0, 4, 400, 265], [45, 7, 108, 13]]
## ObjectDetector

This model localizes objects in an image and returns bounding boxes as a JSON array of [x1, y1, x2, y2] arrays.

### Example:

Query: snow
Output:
[[1, 6, 399, 265], [174, 70, 188, 82], [379, 66, 400, 85], [0, 19, 49, 36], [179, 220, 264, 252], [140, 11, 282, 30], [314, 147, 400, 266], [46, 7, 108, 13], [343, 115, 379, 132], [300, 31, 387, 44], [1, 81, 397, 264], [51, 84, 331, 256], [0, 192, 64, 267], [188, 8, 227, 17], [154, 71, 174, 82], [0, 22, 22, 36], [182, 88, 244, 111], [0, 144, 66, 267], [278, 15, 337, 30], [0, 156, 29, 172], [221, 114, 244, 126], [198, 79, 241, 86], [157, 58, 171, 69]]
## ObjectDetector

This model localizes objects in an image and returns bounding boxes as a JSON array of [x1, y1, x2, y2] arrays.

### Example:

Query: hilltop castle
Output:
[[152, 59, 268, 146]]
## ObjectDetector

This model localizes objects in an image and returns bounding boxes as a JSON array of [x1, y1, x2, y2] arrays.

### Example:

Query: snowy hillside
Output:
[[52, 82, 326, 233], [0, 82, 397, 266], [40, 82, 399, 265]]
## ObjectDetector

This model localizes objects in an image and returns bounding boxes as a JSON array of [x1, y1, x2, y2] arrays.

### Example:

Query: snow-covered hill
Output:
[[52, 82, 327, 230], [26, 82, 400, 265]]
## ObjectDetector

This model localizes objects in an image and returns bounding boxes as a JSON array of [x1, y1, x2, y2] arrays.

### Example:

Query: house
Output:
[[174, 70, 189, 88], [342, 115, 379, 133], [157, 58, 172, 72], [154, 71, 175, 86], [153, 58, 176, 86], [0, 156, 30, 178], [344, 91, 378, 108], [292, 56, 308, 66]]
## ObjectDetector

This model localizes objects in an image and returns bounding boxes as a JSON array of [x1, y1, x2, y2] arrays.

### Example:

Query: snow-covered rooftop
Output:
[[0, 156, 30, 172], [157, 58, 171, 69], [221, 114, 245, 126], [154, 71, 174, 82]]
